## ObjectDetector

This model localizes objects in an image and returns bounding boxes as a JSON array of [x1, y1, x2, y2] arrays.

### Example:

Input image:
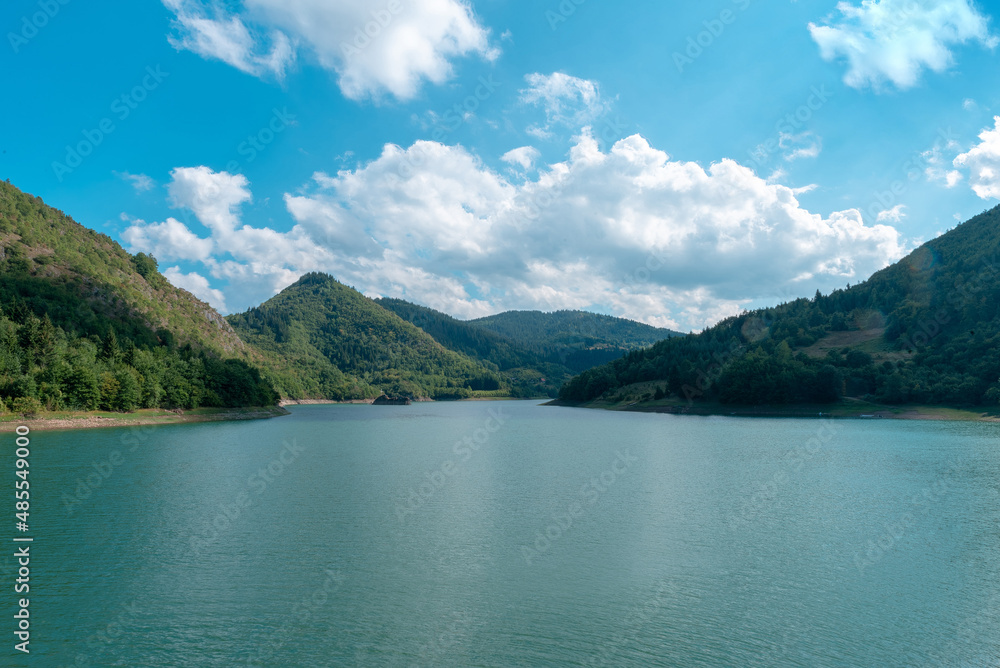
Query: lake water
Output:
[[10, 401, 1000, 666]]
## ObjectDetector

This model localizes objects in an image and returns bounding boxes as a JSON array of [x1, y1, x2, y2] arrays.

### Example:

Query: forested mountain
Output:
[[469, 310, 682, 373], [0, 181, 277, 414], [227, 273, 509, 400], [15, 175, 1000, 415], [375, 298, 573, 394], [561, 206, 1000, 408]]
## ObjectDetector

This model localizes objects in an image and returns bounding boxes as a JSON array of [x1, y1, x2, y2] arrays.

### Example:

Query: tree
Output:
[[113, 368, 141, 412], [100, 328, 120, 363], [131, 252, 159, 281], [98, 372, 121, 411], [66, 365, 100, 410], [11, 397, 42, 418]]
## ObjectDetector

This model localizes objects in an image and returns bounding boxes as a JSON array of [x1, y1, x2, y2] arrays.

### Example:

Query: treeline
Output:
[[561, 206, 1000, 407], [470, 309, 678, 348], [0, 255, 278, 415], [0, 300, 277, 416]]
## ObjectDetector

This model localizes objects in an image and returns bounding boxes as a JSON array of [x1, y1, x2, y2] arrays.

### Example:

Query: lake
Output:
[[12, 401, 1000, 666]]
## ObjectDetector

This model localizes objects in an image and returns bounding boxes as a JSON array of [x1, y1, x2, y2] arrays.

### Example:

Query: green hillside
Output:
[[469, 309, 682, 373], [375, 298, 573, 395], [0, 180, 277, 414], [560, 206, 1000, 409], [227, 273, 509, 400]]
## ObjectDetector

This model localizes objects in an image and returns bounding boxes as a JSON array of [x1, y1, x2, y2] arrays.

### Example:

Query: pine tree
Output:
[[101, 328, 120, 363]]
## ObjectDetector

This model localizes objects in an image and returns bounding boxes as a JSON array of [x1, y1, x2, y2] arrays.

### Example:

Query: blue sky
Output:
[[4, 0, 1000, 331]]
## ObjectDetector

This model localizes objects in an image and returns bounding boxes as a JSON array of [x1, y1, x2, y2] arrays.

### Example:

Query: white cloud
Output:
[[114, 171, 155, 192], [163, 267, 229, 312], [922, 140, 964, 187], [125, 134, 908, 330], [954, 116, 1000, 199], [877, 204, 907, 222], [122, 167, 332, 312], [163, 0, 294, 80], [766, 168, 788, 184], [501, 146, 541, 171], [121, 216, 215, 262], [520, 72, 608, 137], [162, 0, 495, 101], [167, 166, 253, 236], [779, 131, 822, 161], [808, 0, 996, 91], [963, 97, 978, 111], [283, 133, 903, 330]]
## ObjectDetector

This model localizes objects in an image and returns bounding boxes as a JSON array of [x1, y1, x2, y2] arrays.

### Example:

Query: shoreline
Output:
[[546, 398, 1000, 422], [279, 396, 545, 407], [0, 406, 290, 432], [279, 398, 371, 406]]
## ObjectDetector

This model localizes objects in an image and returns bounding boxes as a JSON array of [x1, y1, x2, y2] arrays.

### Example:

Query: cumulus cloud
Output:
[[808, 0, 997, 91], [501, 146, 541, 171], [121, 216, 215, 262], [123, 134, 907, 329], [123, 167, 332, 311], [520, 72, 608, 138], [167, 166, 252, 236], [162, 0, 495, 100], [954, 116, 1000, 199]]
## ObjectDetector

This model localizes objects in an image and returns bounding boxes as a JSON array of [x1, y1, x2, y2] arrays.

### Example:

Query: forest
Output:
[[227, 273, 510, 401], [0, 181, 277, 415], [6, 174, 1000, 416], [560, 206, 1000, 407], [0, 286, 277, 416]]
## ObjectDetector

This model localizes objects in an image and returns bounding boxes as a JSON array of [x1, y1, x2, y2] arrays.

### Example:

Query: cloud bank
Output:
[[123, 135, 905, 331]]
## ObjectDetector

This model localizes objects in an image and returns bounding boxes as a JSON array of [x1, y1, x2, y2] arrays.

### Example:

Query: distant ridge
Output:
[[469, 309, 682, 373]]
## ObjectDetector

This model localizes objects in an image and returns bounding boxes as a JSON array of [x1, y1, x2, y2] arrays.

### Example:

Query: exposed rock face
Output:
[[373, 395, 411, 405]]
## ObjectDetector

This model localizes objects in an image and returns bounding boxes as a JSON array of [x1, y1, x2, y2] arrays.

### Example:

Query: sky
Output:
[[4, 0, 1000, 332]]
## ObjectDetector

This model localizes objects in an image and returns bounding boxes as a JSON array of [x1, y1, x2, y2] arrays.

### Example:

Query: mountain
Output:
[[560, 206, 1000, 409], [469, 310, 682, 373], [227, 273, 508, 400], [0, 180, 277, 414], [375, 298, 573, 396]]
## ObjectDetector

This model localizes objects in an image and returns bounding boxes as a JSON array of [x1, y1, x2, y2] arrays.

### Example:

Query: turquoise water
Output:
[[8, 401, 1000, 666]]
